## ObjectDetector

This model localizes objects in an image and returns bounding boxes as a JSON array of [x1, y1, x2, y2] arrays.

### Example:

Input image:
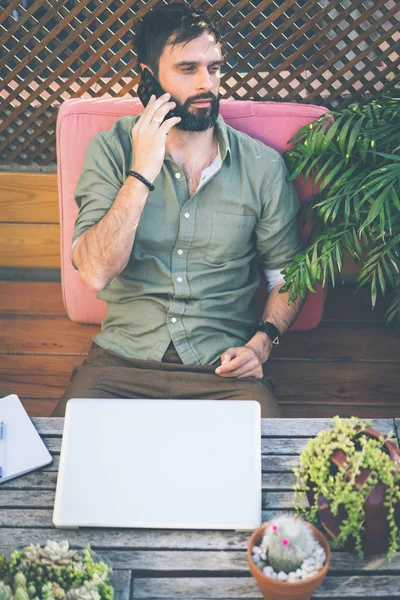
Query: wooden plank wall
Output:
[[0, 173, 59, 268], [0, 282, 399, 419], [0, 172, 361, 274]]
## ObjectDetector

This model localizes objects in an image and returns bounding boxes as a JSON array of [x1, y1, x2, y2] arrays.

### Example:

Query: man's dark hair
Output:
[[134, 2, 226, 77]]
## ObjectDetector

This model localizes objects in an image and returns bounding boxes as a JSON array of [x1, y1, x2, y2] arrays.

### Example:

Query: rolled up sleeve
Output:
[[255, 155, 302, 270], [73, 133, 123, 244]]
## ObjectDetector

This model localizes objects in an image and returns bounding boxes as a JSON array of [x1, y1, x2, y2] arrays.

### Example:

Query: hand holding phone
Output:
[[137, 68, 178, 121], [131, 71, 181, 183]]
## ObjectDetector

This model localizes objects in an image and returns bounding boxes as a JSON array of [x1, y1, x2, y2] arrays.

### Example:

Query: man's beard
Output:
[[169, 92, 220, 131]]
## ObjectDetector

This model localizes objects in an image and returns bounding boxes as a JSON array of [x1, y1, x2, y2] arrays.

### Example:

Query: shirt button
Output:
[[184, 212, 190, 218], [177, 249, 183, 255], [175, 172, 181, 179], [171, 317, 177, 323], [177, 277, 183, 283]]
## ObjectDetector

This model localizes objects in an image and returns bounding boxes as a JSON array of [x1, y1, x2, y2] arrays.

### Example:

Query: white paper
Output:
[[0, 394, 52, 483]]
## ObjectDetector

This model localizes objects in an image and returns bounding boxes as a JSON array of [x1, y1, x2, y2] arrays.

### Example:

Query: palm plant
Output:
[[281, 86, 400, 326]]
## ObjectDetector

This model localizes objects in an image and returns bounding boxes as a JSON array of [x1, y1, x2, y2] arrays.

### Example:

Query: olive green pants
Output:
[[52, 341, 281, 418]]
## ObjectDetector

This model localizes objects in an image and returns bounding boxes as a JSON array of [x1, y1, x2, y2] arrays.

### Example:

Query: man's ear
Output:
[[140, 63, 154, 75]]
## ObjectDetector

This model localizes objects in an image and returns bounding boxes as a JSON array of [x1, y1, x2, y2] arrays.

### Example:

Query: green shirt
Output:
[[73, 114, 302, 365]]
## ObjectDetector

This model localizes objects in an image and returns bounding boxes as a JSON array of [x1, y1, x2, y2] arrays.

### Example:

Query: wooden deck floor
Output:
[[0, 281, 399, 419]]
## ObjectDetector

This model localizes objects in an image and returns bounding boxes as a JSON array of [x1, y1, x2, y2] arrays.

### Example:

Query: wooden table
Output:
[[1, 418, 399, 599]]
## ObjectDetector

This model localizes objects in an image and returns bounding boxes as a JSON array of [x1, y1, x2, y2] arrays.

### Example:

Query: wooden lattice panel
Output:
[[0, 0, 399, 166]]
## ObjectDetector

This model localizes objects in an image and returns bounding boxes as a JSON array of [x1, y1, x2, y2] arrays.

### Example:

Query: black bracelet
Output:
[[127, 170, 155, 191]]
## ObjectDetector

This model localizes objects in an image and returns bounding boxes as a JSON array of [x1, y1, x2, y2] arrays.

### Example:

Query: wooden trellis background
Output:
[[1, 0, 399, 166]]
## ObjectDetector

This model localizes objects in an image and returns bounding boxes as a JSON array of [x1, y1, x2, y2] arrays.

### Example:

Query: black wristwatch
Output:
[[258, 321, 280, 347]]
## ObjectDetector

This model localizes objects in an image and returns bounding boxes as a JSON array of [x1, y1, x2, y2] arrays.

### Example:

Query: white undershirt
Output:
[[72, 146, 285, 292]]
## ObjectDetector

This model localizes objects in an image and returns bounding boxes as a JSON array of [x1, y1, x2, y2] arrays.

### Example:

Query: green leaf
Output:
[[352, 227, 363, 258], [381, 256, 394, 286], [311, 243, 319, 281], [361, 190, 386, 230], [338, 114, 354, 155], [313, 155, 337, 185], [286, 156, 310, 181], [391, 188, 400, 212], [344, 194, 351, 227], [304, 254, 317, 293], [321, 254, 328, 287], [335, 243, 343, 271], [321, 116, 343, 152], [377, 263, 386, 296], [346, 117, 364, 163], [320, 159, 345, 191], [328, 254, 336, 286], [371, 272, 377, 308], [374, 152, 400, 161], [304, 155, 323, 179]]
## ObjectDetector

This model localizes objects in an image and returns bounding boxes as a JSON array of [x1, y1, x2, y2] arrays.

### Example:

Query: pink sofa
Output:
[[57, 98, 328, 328]]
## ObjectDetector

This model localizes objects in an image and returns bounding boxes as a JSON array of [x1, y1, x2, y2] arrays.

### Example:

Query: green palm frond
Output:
[[283, 85, 400, 325], [385, 280, 400, 327], [281, 226, 350, 302]]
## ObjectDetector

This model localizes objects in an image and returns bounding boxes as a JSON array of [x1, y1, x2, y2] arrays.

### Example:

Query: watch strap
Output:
[[258, 321, 280, 346]]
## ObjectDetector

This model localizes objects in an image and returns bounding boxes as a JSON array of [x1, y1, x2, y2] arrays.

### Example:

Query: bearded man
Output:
[[52, 2, 304, 418]]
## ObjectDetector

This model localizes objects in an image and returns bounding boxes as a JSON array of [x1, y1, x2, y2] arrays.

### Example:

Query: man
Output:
[[52, 2, 304, 418]]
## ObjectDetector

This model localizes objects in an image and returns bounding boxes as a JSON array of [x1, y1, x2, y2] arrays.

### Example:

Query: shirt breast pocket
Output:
[[206, 212, 257, 265]]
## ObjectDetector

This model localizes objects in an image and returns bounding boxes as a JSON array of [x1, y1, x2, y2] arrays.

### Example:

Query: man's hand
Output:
[[132, 93, 181, 183], [215, 331, 273, 378]]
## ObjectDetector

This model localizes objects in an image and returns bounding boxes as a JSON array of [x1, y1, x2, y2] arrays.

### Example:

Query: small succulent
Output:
[[0, 582, 13, 600], [41, 582, 67, 600], [11, 574, 29, 600], [24, 541, 79, 566], [0, 541, 113, 600], [66, 573, 107, 600], [260, 514, 315, 574]]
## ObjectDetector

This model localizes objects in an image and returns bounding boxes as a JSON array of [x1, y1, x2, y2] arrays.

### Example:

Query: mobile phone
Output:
[[137, 68, 178, 121]]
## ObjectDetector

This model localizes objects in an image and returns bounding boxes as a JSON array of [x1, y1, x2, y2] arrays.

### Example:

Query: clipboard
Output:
[[0, 394, 53, 483]]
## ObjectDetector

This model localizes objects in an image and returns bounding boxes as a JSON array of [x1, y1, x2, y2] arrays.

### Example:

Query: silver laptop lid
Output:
[[53, 398, 261, 530]]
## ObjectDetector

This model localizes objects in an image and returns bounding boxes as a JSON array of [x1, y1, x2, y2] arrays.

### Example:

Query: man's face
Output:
[[155, 30, 223, 132]]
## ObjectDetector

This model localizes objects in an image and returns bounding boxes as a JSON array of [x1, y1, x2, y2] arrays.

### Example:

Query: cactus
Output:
[[260, 515, 315, 574]]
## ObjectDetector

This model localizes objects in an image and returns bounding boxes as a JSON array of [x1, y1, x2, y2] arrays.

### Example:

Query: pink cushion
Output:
[[57, 98, 328, 328]]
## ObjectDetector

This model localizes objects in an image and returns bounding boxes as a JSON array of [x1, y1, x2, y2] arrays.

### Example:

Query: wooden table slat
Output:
[[0, 489, 302, 511], [0, 547, 398, 573], [0, 472, 297, 491], [31, 418, 397, 438], [112, 570, 132, 600], [132, 575, 400, 598], [0, 418, 398, 599]]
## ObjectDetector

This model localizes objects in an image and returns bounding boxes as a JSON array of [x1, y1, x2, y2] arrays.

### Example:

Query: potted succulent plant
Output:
[[0, 540, 114, 600], [293, 416, 400, 559], [247, 514, 331, 600]]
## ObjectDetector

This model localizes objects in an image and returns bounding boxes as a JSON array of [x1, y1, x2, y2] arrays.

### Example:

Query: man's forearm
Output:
[[246, 283, 305, 362], [261, 283, 305, 335], [73, 175, 150, 291]]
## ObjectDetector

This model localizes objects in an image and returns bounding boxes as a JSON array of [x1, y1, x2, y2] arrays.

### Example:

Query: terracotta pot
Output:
[[306, 427, 400, 555], [247, 521, 331, 600]]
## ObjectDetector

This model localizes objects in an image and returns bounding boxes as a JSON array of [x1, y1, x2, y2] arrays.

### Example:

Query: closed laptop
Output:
[[53, 398, 262, 530]]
